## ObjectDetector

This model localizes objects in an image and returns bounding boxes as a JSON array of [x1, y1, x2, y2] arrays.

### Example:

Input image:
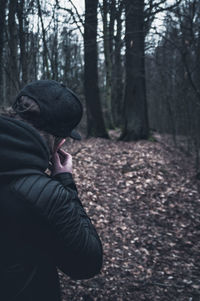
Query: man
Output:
[[0, 80, 103, 301]]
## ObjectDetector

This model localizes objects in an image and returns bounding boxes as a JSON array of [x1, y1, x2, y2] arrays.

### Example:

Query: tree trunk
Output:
[[51, 15, 59, 81], [37, 0, 50, 79], [8, 0, 20, 102], [17, 0, 28, 86], [84, 0, 109, 138], [111, 0, 124, 127], [0, 0, 7, 105], [102, 0, 114, 129], [29, 32, 39, 81], [120, 0, 149, 141]]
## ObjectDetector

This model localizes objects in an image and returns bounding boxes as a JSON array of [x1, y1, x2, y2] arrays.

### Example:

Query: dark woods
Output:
[[147, 0, 200, 172], [0, 0, 199, 171]]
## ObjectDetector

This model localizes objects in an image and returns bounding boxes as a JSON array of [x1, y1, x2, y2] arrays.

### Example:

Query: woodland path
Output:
[[59, 134, 200, 301]]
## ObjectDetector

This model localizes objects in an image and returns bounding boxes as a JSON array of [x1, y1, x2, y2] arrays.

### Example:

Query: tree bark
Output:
[[0, 0, 7, 105], [8, 0, 20, 101], [51, 15, 59, 81], [84, 0, 109, 138], [37, 0, 50, 79], [111, 0, 124, 127], [120, 0, 149, 141], [102, 0, 114, 129], [17, 0, 28, 86]]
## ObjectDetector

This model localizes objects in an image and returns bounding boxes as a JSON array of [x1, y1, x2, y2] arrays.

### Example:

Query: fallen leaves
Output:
[[58, 135, 200, 301]]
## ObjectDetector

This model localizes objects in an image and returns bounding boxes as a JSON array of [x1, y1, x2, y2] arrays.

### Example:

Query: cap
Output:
[[12, 80, 83, 139]]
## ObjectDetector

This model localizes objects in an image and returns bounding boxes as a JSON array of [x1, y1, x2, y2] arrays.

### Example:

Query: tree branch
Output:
[[57, 6, 83, 37]]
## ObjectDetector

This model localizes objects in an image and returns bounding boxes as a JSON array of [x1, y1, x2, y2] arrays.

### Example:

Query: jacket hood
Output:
[[0, 115, 50, 178]]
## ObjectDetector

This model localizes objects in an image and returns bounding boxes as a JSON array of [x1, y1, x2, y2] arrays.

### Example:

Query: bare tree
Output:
[[120, 0, 149, 141], [0, 0, 7, 104], [17, 0, 28, 86], [111, 0, 124, 127], [7, 0, 20, 100], [84, 0, 109, 138], [37, 0, 50, 78], [101, 0, 115, 129], [147, 0, 200, 173]]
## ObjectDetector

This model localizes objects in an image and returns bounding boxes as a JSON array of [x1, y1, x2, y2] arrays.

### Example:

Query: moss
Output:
[[148, 135, 157, 142]]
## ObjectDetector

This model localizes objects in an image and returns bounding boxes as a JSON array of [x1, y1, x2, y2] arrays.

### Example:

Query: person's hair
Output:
[[0, 96, 56, 154]]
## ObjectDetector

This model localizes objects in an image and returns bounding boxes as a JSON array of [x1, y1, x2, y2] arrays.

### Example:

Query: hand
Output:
[[51, 148, 72, 176]]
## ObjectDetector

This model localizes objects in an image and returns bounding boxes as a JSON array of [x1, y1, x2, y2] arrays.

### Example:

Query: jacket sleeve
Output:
[[11, 172, 103, 280]]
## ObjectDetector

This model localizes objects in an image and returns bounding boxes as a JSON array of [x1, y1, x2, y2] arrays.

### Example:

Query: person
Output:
[[0, 80, 103, 301]]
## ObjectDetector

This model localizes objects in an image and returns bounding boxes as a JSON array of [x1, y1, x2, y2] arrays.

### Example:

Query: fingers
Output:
[[51, 148, 72, 175], [58, 149, 72, 165], [55, 138, 66, 152], [63, 153, 72, 165], [52, 151, 61, 167], [58, 148, 68, 156], [57, 149, 67, 164]]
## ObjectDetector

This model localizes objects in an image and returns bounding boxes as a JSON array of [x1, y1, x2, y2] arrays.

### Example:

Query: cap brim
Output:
[[69, 129, 82, 140]]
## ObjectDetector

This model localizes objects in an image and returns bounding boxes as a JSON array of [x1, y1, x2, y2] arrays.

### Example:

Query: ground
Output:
[[59, 133, 200, 301]]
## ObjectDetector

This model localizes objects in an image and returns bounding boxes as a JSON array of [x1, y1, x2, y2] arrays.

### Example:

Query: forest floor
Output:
[[58, 132, 200, 301]]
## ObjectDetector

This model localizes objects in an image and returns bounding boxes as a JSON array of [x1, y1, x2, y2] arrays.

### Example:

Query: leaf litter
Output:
[[58, 135, 200, 301]]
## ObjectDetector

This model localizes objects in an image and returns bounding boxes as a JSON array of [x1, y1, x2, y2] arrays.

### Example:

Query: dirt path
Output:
[[59, 137, 200, 301]]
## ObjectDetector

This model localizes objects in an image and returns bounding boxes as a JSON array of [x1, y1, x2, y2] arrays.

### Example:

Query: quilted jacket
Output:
[[0, 115, 103, 301]]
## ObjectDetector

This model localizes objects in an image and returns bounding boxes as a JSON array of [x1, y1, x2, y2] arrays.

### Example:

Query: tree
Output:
[[84, 0, 109, 138], [59, 26, 83, 90], [147, 0, 200, 172], [7, 0, 20, 99], [17, 0, 28, 86], [101, 0, 115, 129], [37, 0, 50, 79], [120, 0, 149, 141], [111, 0, 124, 128], [0, 0, 7, 104]]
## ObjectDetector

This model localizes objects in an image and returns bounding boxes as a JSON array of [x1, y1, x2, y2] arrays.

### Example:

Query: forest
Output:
[[0, 0, 200, 160], [0, 0, 200, 300]]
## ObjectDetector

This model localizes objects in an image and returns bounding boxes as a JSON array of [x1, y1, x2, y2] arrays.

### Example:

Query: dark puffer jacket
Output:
[[0, 115, 103, 301]]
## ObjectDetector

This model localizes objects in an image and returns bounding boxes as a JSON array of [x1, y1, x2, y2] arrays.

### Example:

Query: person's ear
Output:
[[15, 96, 41, 122], [18, 96, 40, 114]]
